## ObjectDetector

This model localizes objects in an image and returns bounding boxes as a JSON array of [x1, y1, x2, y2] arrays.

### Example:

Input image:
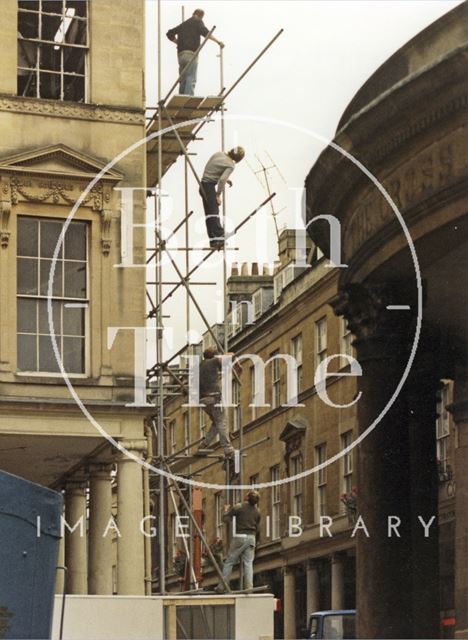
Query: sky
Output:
[[143, 0, 462, 357]]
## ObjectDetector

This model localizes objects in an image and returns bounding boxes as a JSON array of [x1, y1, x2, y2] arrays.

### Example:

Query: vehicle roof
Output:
[[309, 610, 356, 616]]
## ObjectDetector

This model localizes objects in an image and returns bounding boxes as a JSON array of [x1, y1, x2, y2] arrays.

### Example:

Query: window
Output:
[[250, 473, 259, 487], [436, 384, 450, 473], [250, 365, 261, 420], [215, 492, 224, 540], [291, 456, 303, 518], [270, 465, 280, 540], [291, 333, 303, 396], [169, 419, 177, 455], [341, 431, 353, 510], [17, 217, 88, 374], [18, 0, 88, 102], [315, 444, 327, 520], [271, 350, 281, 408], [315, 317, 327, 367], [232, 379, 241, 432], [340, 317, 353, 364], [183, 413, 190, 454]]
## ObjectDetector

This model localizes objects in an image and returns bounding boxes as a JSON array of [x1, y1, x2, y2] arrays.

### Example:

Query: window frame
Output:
[[18, 0, 89, 102], [16, 215, 89, 377], [270, 465, 281, 540], [291, 455, 303, 518], [436, 384, 450, 472], [315, 444, 327, 520], [271, 350, 281, 409], [315, 317, 327, 367], [291, 333, 303, 395]]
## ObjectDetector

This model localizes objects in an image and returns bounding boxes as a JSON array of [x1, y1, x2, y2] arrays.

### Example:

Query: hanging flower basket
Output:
[[340, 488, 358, 525]]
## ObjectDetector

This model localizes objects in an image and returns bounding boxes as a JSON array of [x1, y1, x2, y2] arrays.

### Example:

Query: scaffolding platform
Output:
[[146, 94, 224, 187]]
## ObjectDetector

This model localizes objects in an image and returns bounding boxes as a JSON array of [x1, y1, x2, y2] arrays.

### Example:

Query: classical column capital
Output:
[[114, 439, 148, 463], [332, 281, 416, 337], [65, 477, 88, 494], [87, 462, 114, 479]]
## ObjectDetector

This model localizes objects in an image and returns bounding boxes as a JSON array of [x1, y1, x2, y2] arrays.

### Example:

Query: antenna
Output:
[[247, 152, 286, 243]]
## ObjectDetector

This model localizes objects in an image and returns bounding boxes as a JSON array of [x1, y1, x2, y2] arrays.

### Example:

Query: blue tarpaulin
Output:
[[0, 470, 62, 639]]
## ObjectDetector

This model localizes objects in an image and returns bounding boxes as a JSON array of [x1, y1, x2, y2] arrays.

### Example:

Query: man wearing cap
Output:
[[200, 147, 245, 249], [166, 9, 224, 96], [215, 490, 261, 593]]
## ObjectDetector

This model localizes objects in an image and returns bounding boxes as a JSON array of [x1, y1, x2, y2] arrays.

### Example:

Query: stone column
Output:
[[449, 371, 468, 639], [283, 566, 296, 640], [64, 479, 88, 594], [406, 343, 439, 640], [306, 561, 319, 616], [88, 463, 113, 595], [333, 284, 413, 639], [331, 554, 345, 610], [116, 440, 146, 595]]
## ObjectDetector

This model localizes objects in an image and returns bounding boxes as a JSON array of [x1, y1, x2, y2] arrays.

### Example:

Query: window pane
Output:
[[63, 46, 86, 73], [18, 41, 38, 69], [38, 299, 61, 334], [41, 1, 64, 16], [67, 0, 87, 18], [40, 220, 64, 258], [40, 259, 62, 296], [65, 18, 87, 45], [39, 43, 61, 71], [18, 218, 38, 256], [63, 305, 84, 336], [63, 73, 84, 101], [65, 222, 86, 259], [17, 258, 38, 295], [41, 13, 64, 41], [63, 336, 84, 373], [18, 11, 39, 41], [18, 71, 37, 97], [64, 261, 86, 298], [19, 1, 39, 10], [17, 299, 37, 334], [17, 334, 37, 371], [39, 334, 61, 372], [39, 71, 61, 99]]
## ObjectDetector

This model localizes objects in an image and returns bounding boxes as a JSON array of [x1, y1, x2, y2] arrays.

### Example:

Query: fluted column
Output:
[[331, 554, 345, 610], [88, 463, 113, 595], [283, 566, 296, 640], [64, 479, 88, 594], [333, 283, 414, 639], [449, 371, 468, 639], [116, 440, 147, 595], [306, 561, 319, 616]]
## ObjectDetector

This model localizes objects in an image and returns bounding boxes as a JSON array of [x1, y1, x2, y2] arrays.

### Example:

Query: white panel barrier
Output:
[[52, 594, 274, 640]]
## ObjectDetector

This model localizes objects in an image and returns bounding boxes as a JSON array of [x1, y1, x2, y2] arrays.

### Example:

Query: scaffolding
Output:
[[145, 3, 282, 596]]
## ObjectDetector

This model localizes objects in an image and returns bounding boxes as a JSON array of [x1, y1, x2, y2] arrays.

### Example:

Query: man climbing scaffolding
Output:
[[196, 347, 241, 459], [166, 8, 224, 96], [215, 490, 261, 593], [200, 147, 245, 249]]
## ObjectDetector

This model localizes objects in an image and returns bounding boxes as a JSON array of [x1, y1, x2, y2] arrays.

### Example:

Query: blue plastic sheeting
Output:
[[0, 470, 63, 639]]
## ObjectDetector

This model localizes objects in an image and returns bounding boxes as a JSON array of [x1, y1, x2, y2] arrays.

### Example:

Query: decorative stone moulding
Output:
[[0, 144, 123, 255]]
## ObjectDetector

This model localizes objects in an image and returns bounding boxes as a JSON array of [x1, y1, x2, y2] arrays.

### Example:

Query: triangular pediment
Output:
[[279, 415, 309, 442], [0, 144, 123, 182]]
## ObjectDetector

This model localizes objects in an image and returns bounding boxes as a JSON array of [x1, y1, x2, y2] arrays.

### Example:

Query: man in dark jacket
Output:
[[166, 9, 224, 96], [215, 490, 261, 592]]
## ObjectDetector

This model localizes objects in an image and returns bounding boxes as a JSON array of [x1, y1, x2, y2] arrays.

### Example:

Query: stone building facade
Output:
[[0, 0, 150, 596], [305, 3, 468, 638]]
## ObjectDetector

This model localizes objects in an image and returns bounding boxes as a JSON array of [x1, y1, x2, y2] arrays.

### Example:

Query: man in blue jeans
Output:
[[166, 9, 224, 96], [200, 147, 245, 249], [215, 490, 261, 593]]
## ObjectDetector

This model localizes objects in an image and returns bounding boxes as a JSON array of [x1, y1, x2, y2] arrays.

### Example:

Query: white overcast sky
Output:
[[144, 0, 461, 356]]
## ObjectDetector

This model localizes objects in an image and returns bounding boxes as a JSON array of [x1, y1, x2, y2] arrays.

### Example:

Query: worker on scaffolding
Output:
[[196, 346, 240, 458], [215, 490, 261, 593], [200, 147, 245, 249], [166, 9, 224, 96]]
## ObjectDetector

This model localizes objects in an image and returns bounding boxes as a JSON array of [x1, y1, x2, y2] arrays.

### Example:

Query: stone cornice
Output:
[[0, 94, 145, 125]]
